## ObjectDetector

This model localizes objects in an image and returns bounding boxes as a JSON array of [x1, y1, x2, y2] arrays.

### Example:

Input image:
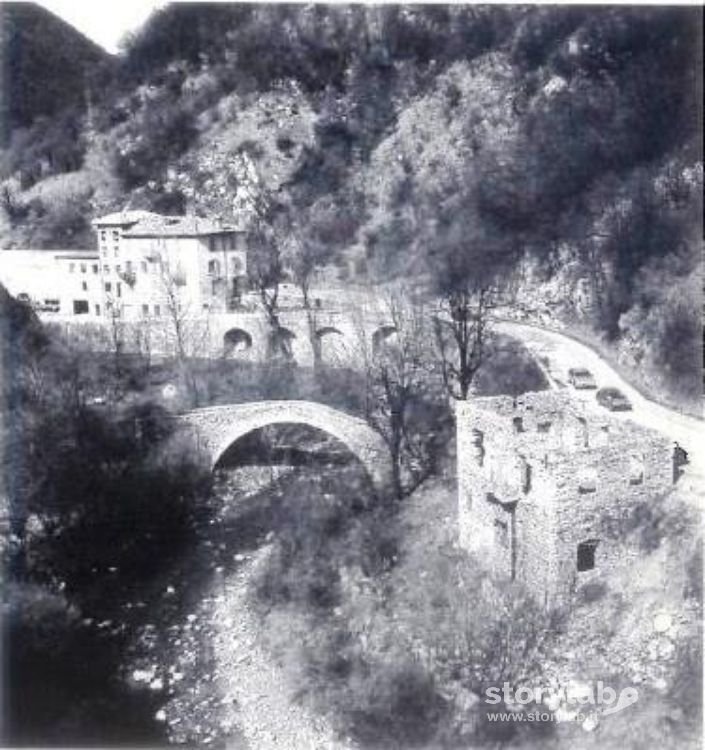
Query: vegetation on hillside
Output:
[[0, 5, 700, 405]]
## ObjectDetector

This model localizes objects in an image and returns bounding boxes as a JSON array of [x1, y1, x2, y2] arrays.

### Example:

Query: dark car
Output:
[[568, 367, 597, 389], [596, 387, 631, 411]]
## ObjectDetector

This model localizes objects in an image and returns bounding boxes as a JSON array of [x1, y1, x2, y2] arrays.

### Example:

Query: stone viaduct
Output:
[[178, 400, 392, 490], [56, 288, 402, 368]]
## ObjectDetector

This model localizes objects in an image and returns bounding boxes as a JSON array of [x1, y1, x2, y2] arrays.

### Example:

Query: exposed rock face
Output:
[[456, 391, 675, 607]]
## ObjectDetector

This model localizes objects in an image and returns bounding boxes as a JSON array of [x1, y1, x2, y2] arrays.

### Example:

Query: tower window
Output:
[[472, 429, 485, 466], [577, 540, 599, 572], [520, 458, 532, 494], [494, 518, 509, 547], [629, 453, 644, 485], [577, 467, 597, 494]]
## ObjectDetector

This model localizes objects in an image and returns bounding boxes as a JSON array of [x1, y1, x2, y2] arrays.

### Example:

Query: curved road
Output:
[[496, 320, 705, 489]]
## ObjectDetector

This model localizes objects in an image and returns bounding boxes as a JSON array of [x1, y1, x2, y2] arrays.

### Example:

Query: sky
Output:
[[38, 0, 168, 54]]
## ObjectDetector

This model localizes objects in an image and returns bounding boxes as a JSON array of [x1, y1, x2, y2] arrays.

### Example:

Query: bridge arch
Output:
[[223, 327, 253, 357], [179, 400, 392, 490], [316, 326, 346, 364], [372, 325, 397, 355]]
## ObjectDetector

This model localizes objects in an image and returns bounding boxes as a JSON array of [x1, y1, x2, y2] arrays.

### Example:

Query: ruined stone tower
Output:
[[456, 391, 674, 608]]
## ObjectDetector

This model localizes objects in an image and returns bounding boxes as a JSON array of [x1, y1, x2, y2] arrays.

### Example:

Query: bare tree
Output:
[[247, 195, 294, 362], [157, 253, 207, 406], [104, 295, 127, 401], [357, 288, 446, 499], [279, 200, 336, 369], [433, 284, 495, 401]]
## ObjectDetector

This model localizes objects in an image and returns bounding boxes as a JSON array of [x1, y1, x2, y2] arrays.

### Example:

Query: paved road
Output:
[[496, 321, 705, 490]]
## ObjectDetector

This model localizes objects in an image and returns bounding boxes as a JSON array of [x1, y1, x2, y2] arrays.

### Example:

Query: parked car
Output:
[[568, 367, 597, 389], [596, 387, 632, 411]]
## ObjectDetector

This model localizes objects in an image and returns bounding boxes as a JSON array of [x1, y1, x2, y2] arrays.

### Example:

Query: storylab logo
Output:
[[485, 680, 639, 721]]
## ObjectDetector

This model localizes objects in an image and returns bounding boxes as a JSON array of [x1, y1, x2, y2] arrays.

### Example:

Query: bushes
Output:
[[252, 469, 554, 748], [345, 657, 444, 748], [21, 401, 213, 609]]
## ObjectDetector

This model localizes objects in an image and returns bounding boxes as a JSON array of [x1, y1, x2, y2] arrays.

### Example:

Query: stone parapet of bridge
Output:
[[178, 400, 392, 490]]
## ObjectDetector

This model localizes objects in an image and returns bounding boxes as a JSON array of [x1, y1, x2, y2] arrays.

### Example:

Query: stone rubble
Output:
[[211, 547, 356, 750]]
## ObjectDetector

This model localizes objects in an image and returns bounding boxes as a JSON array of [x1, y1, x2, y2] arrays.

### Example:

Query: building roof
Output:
[[122, 214, 245, 238], [92, 210, 163, 228]]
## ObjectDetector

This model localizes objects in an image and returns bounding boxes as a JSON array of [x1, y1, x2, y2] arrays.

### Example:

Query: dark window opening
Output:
[[472, 429, 485, 466], [578, 468, 597, 493], [73, 299, 89, 315], [494, 518, 509, 547], [537, 421, 551, 433], [629, 453, 644, 486], [521, 459, 532, 493], [577, 540, 599, 572], [513, 417, 524, 433]]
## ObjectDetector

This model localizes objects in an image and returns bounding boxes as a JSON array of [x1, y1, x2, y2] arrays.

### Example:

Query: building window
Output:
[[472, 429, 485, 466], [520, 458, 532, 494], [537, 421, 552, 433], [629, 454, 645, 485], [114, 247, 119, 257], [513, 417, 524, 433], [95, 304, 101, 315], [577, 540, 599, 572], [208, 259, 220, 275], [141, 261, 148, 273], [142, 304, 149, 316], [82, 281, 88, 291], [105, 282, 111, 292], [578, 467, 597, 494], [69, 263, 75, 273], [100, 231, 106, 241], [117, 282, 122, 298], [92, 264, 99, 274], [494, 518, 509, 547], [112, 230, 119, 240], [80, 263, 86, 273], [154, 304, 161, 317], [73, 299, 89, 315], [116, 265, 121, 274]]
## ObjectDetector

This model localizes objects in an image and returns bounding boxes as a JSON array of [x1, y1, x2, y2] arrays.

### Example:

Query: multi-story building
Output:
[[92, 211, 249, 321]]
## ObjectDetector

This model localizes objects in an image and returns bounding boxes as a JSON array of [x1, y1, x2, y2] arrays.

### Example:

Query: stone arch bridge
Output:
[[178, 400, 392, 489]]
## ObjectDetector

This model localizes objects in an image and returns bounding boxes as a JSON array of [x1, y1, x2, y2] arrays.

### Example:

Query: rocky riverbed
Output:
[[120, 463, 357, 749]]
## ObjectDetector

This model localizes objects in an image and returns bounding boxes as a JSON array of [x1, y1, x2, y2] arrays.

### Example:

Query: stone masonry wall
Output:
[[457, 392, 675, 608]]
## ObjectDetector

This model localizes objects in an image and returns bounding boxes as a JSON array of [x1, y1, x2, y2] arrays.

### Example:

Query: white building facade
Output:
[[0, 248, 103, 319], [0, 211, 249, 324], [92, 211, 248, 322]]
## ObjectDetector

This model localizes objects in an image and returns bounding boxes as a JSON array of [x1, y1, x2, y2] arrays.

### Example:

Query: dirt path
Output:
[[212, 547, 356, 750]]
